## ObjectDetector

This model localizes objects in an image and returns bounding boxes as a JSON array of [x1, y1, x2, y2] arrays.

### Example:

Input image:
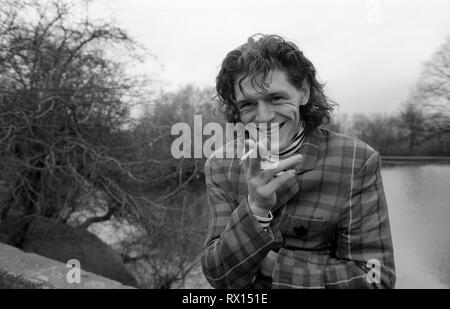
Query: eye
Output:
[[239, 101, 255, 110], [270, 95, 284, 102]]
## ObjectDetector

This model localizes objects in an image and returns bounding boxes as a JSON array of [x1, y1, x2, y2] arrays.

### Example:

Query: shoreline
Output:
[[381, 156, 450, 166]]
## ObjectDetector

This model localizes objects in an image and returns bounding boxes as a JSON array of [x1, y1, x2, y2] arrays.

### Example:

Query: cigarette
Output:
[[240, 148, 254, 163], [239, 139, 269, 163]]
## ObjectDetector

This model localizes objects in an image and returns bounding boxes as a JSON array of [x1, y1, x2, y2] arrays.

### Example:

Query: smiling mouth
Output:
[[256, 122, 285, 135]]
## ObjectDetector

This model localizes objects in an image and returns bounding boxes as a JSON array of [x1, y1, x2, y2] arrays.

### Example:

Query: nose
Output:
[[255, 100, 275, 123]]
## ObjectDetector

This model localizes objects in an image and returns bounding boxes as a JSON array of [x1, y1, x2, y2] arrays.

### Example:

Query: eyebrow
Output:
[[236, 90, 290, 104]]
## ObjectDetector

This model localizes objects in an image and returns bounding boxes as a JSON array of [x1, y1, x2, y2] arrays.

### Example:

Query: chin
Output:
[[277, 130, 292, 150], [268, 139, 288, 154], [278, 141, 290, 152]]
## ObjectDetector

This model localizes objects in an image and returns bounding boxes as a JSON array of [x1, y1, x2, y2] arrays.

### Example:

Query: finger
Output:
[[261, 154, 303, 180], [240, 139, 254, 169], [256, 139, 269, 160], [244, 138, 256, 154], [247, 140, 261, 176], [261, 169, 297, 194], [240, 139, 261, 176], [241, 139, 269, 159], [241, 139, 270, 176]]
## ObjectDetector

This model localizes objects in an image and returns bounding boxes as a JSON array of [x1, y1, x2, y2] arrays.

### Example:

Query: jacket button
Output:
[[294, 226, 307, 238]]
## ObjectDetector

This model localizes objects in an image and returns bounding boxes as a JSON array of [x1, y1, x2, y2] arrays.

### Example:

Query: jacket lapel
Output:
[[273, 129, 321, 212], [295, 129, 320, 175]]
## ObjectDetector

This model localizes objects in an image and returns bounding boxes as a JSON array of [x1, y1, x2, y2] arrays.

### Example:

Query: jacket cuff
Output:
[[229, 196, 281, 244]]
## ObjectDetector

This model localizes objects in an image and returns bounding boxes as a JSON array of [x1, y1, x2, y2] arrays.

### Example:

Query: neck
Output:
[[273, 121, 306, 159]]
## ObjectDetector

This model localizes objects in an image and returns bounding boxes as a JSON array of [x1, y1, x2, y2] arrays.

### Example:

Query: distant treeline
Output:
[[150, 85, 450, 158], [327, 111, 450, 156], [328, 35, 450, 157]]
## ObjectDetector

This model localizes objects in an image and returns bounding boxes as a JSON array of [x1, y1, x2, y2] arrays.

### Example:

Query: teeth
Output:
[[257, 123, 282, 133]]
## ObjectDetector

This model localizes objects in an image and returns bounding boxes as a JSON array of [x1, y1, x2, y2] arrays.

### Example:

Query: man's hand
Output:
[[259, 250, 278, 278], [241, 139, 302, 216]]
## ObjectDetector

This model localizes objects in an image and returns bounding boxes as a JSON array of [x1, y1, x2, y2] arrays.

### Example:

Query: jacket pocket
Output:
[[281, 214, 333, 250]]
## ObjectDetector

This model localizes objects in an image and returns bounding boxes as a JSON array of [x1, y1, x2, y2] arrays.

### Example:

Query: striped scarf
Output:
[[277, 121, 306, 159], [261, 121, 306, 170]]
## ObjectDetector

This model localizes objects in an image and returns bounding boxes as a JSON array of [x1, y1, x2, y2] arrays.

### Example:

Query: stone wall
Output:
[[0, 242, 133, 289], [0, 211, 138, 287]]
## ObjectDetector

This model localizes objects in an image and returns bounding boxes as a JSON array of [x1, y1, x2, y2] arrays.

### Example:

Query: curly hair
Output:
[[215, 34, 336, 133]]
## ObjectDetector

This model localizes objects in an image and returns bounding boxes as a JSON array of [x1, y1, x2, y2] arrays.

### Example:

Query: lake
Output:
[[381, 164, 450, 289]]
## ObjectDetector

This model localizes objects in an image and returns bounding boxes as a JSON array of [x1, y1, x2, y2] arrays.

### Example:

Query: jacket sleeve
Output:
[[201, 156, 283, 288], [270, 151, 396, 289]]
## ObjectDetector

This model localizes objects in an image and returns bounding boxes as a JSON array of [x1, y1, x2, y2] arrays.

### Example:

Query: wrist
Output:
[[247, 195, 271, 217]]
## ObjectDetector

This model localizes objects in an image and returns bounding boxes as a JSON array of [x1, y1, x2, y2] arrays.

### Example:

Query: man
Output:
[[201, 34, 395, 288]]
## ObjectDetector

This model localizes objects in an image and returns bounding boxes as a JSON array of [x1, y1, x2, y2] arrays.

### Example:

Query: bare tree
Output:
[[0, 0, 213, 289], [0, 0, 152, 245], [399, 102, 426, 151], [410, 36, 450, 137], [118, 86, 215, 288]]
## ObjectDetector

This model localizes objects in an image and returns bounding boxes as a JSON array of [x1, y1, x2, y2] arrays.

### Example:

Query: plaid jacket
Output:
[[201, 128, 396, 289]]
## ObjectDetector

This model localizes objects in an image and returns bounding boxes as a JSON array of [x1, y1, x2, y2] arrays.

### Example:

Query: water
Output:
[[381, 164, 450, 289]]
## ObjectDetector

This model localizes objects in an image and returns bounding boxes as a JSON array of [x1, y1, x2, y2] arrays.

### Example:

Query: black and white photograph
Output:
[[0, 0, 449, 293]]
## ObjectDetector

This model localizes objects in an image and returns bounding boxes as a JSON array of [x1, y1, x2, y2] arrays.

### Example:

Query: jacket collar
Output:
[[273, 128, 322, 212], [294, 128, 321, 174]]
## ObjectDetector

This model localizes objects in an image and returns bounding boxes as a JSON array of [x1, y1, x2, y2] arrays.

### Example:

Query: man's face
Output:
[[234, 69, 309, 152]]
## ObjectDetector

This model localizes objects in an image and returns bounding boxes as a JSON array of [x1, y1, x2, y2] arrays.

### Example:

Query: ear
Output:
[[299, 78, 310, 106]]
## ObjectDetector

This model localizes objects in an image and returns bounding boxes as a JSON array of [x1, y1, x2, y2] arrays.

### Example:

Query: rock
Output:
[[0, 212, 138, 287], [0, 242, 133, 289]]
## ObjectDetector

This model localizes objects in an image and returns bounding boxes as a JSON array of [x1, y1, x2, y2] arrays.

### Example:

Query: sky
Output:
[[91, 0, 450, 115]]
